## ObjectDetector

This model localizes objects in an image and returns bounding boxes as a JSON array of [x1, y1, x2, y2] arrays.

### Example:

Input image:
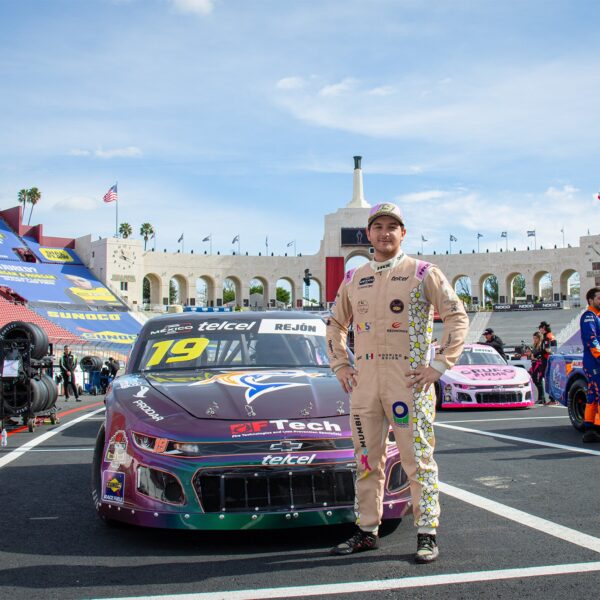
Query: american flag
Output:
[[103, 184, 118, 203]]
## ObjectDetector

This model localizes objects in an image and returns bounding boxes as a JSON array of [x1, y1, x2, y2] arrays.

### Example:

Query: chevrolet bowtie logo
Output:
[[269, 441, 303, 452]]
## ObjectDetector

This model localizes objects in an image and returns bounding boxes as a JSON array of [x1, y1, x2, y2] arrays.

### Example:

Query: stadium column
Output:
[[497, 274, 508, 304]]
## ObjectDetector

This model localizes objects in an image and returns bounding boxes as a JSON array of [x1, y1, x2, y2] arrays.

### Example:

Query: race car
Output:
[[434, 343, 535, 409], [92, 311, 411, 530]]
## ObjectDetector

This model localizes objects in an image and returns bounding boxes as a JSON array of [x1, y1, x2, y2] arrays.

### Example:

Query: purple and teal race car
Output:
[[92, 311, 411, 530]]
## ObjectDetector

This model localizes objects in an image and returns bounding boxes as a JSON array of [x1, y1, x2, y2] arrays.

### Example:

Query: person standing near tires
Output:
[[326, 202, 469, 563], [59, 346, 79, 401], [580, 288, 600, 442]]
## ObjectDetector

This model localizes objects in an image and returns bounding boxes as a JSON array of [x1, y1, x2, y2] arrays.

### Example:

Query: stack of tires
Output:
[[81, 355, 104, 395], [0, 321, 59, 426]]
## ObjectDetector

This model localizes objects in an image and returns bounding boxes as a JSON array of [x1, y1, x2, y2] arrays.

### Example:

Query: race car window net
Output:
[[456, 349, 506, 366], [136, 330, 330, 371]]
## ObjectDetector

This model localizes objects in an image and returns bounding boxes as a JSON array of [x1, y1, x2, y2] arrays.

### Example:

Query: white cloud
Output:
[[53, 196, 98, 211], [68, 149, 91, 157], [170, 0, 214, 16], [318, 78, 357, 97], [276, 77, 305, 91], [95, 146, 143, 159], [545, 185, 579, 200], [396, 190, 450, 203], [367, 85, 394, 96]]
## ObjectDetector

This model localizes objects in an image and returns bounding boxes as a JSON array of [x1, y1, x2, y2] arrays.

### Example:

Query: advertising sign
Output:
[[37, 307, 141, 345], [492, 302, 562, 311], [340, 228, 371, 247], [0, 218, 26, 260], [24, 238, 83, 265], [0, 262, 125, 307]]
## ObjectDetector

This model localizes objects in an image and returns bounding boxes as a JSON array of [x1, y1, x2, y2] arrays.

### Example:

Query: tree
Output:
[[169, 280, 178, 304], [26, 187, 41, 225], [223, 279, 235, 304], [512, 274, 526, 299], [454, 276, 472, 304], [276, 286, 291, 305], [139, 223, 154, 250], [119, 222, 133, 239], [484, 276, 498, 304], [249, 284, 264, 295], [17, 189, 28, 214], [143, 277, 150, 304]]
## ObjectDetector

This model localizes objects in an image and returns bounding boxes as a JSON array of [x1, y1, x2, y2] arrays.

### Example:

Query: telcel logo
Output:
[[262, 454, 317, 465]]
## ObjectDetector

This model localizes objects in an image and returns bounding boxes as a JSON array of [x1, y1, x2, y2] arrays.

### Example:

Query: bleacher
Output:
[[0, 211, 142, 351], [433, 308, 581, 350], [0, 296, 79, 342]]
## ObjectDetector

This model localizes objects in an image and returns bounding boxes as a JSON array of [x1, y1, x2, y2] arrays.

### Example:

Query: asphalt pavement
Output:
[[1, 397, 599, 600]]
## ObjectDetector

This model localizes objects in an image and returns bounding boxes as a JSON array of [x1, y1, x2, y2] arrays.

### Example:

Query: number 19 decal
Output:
[[145, 337, 209, 368]]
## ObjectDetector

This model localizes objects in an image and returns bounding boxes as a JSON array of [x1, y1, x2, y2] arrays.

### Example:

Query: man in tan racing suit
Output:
[[327, 202, 468, 563]]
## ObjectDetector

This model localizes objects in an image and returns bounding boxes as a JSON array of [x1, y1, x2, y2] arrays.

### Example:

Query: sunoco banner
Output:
[[37, 308, 141, 344]]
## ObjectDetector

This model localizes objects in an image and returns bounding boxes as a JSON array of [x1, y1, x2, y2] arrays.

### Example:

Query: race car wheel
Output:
[[567, 378, 587, 432], [434, 382, 442, 411], [91, 423, 121, 526]]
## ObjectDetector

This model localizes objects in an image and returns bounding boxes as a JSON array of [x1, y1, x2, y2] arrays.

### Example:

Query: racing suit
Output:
[[327, 251, 469, 533], [580, 306, 600, 430]]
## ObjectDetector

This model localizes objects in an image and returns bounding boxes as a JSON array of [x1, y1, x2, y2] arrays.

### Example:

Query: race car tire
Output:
[[434, 382, 442, 410], [567, 378, 587, 432], [91, 423, 121, 526], [379, 518, 402, 536], [0, 321, 49, 360], [39, 373, 58, 411]]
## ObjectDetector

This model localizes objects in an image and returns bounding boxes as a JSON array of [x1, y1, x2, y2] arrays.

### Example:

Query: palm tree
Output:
[[17, 189, 28, 216], [139, 222, 154, 250], [119, 222, 133, 239], [27, 187, 41, 225]]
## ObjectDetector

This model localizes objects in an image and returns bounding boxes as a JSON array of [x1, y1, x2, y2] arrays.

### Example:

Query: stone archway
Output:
[[249, 276, 269, 309], [196, 275, 215, 307], [223, 275, 242, 307], [533, 270, 553, 301], [169, 274, 188, 305], [143, 273, 162, 307], [505, 271, 526, 303]]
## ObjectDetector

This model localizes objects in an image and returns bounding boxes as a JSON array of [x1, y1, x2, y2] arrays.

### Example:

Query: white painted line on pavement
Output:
[[0, 407, 105, 469], [29, 516, 59, 520], [440, 482, 600, 553], [436, 422, 600, 456], [92, 561, 600, 600], [25, 447, 95, 452], [438, 415, 568, 424]]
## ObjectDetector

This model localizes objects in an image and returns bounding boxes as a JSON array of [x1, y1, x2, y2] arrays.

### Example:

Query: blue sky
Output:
[[1, 0, 599, 257]]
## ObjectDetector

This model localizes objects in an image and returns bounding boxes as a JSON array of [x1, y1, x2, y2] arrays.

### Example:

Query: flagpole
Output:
[[237, 236, 241, 255], [421, 237, 424, 255], [266, 237, 269, 256], [210, 234, 212, 255], [115, 181, 118, 238], [506, 234, 508, 251], [294, 240, 297, 256], [477, 235, 480, 253], [562, 227, 565, 248]]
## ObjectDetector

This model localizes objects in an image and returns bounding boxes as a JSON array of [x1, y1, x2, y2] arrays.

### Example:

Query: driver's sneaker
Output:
[[582, 429, 600, 443], [415, 533, 439, 563], [330, 529, 379, 555]]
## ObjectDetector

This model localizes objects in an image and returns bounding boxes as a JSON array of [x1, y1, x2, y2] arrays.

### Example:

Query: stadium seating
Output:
[[0, 296, 79, 342]]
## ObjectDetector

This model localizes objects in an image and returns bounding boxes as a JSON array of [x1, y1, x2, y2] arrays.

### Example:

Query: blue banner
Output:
[[0, 218, 27, 261], [37, 307, 141, 345], [0, 262, 126, 307], [24, 237, 83, 265]]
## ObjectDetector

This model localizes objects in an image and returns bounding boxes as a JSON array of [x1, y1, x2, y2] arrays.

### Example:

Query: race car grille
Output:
[[194, 467, 355, 513], [475, 392, 522, 403]]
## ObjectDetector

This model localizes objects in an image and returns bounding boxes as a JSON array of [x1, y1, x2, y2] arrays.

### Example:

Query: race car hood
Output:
[[141, 368, 346, 420], [445, 365, 529, 385]]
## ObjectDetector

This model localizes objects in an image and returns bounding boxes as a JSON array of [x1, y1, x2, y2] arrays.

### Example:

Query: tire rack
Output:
[[0, 338, 59, 435]]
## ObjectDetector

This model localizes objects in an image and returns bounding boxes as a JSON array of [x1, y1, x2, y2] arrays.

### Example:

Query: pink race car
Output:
[[434, 344, 535, 409]]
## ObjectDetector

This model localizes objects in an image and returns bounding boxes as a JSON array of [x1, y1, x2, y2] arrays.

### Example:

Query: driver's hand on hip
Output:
[[335, 366, 358, 394]]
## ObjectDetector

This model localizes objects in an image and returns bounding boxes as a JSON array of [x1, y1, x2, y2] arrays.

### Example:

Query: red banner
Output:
[[326, 256, 345, 302]]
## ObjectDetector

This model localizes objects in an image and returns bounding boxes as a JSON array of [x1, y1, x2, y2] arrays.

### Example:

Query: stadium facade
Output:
[[72, 158, 591, 312]]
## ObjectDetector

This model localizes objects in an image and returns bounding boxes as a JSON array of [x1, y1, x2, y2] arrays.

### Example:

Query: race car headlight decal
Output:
[[132, 432, 169, 453], [172, 442, 203, 455], [137, 465, 184, 504]]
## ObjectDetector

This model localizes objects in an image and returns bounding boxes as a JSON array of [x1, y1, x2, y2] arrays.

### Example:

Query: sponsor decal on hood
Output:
[[451, 366, 518, 381]]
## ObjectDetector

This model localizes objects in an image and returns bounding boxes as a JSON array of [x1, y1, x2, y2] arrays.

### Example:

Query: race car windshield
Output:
[[136, 318, 330, 371], [456, 348, 507, 366]]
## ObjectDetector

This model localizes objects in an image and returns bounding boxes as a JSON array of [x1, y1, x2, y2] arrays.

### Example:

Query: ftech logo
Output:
[[190, 370, 323, 404]]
